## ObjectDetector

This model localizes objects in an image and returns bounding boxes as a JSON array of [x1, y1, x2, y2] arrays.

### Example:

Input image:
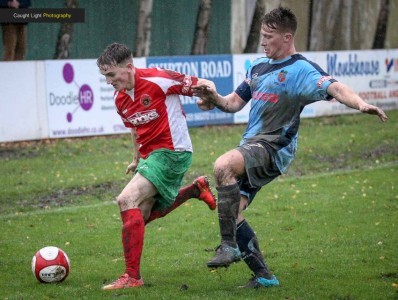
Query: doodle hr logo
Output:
[[62, 63, 94, 123]]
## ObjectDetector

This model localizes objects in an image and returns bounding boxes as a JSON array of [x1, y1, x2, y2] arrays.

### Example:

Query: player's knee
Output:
[[116, 193, 136, 210], [116, 194, 126, 207], [214, 158, 235, 186], [214, 156, 228, 173], [214, 159, 225, 179]]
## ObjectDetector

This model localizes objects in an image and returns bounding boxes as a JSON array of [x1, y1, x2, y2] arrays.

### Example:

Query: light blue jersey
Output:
[[235, 54, 336, 173]]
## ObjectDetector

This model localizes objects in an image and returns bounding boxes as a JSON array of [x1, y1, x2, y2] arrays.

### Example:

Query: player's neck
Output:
[[274, 45, 297, 61], [285, 43, 297, 57], [126, 67, 136, 90]]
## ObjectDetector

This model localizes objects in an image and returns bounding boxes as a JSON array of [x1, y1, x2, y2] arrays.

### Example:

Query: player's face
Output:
[[260, 24, 289, 60], [100, 63, 134, 91]]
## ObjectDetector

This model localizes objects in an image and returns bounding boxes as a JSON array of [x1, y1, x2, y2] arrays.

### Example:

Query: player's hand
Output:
[[360, 104, 388, 122], [192, 83, 216, 98], [192, 81, 218, 111], [196, 78, 216, 90], [126, 160, 138, 174], [196, 97, 215, 111]]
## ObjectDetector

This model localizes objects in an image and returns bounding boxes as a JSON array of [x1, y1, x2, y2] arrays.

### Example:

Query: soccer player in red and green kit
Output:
[[97, 43, 216, 290]]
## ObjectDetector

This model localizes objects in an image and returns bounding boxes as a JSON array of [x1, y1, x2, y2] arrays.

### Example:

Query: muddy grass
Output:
[[0, 143, 43, 160], [287, 142, 398, 177], [1, 132, 396, 214], [2, 181, 123, 214], [0, 135, 125, 160]]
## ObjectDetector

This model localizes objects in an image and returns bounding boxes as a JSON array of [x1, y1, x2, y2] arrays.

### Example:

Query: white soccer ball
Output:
[[31, 246, 70, 283]]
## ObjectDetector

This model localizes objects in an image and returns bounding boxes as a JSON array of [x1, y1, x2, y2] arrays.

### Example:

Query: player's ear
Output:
[[283, 32, 293, 42], [126, 62, 134, 72]]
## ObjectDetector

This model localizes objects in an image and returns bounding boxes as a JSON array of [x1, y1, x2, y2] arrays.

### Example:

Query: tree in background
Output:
[[244, 0, 265, 53], [134, 0, 153, 57], [309, 0, 341, 51], [191, 0, 212, 55], [372, 0, 389, 49], [50, 0, 394, 60], [308, 0, 389, 51], [54, 0, 77, 59]]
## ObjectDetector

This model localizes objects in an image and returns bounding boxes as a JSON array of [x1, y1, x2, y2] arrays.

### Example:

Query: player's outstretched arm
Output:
[[327, 82, 388, 122], [192, 82, 246, 113]]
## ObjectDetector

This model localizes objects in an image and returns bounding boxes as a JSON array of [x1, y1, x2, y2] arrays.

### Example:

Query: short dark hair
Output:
[[262, 6, 297, 35], [97, 43, 133, 70]]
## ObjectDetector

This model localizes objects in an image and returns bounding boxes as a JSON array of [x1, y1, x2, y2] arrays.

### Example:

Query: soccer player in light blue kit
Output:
[[192, 6, 388, 288]]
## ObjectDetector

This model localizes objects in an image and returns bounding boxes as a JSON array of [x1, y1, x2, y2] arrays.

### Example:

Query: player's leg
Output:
[[236, 197, 279, 288], [207, 149, 245, 268], [143, 149, 214, 224], [14, 24, 27, 60], [234, 147, 280, 288], [145, 176, 216, 224], [208, 141, 282, 270], [2, 24, 17, 61], [237, 218, 279, 288], [102, 173, 156, 290]]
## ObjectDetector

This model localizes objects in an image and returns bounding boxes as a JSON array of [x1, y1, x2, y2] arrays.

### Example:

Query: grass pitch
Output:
[[0, 110, 397, 299]]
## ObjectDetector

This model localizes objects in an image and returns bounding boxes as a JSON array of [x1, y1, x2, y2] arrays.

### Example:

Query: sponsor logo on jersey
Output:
[[127, 109, 159, 126], [277, 70, 287, 83], [317, 76, 332, 88], [140, 94, 152, 107], [252, 91, 279, 103]]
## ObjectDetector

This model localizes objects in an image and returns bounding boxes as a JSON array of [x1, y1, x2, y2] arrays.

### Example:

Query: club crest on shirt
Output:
[[277, 70, 287, 83], [140, 94, 152, 107]]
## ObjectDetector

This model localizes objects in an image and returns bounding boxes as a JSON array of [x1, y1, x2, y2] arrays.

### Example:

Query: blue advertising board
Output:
[[147, 55, 234, 127]]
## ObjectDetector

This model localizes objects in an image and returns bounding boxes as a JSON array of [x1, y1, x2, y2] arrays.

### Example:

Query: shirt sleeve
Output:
[[297, 62, 337, 102], [235, 80, 252, 103], [234, 57, 267, 103], [161, 69, 199, 96]]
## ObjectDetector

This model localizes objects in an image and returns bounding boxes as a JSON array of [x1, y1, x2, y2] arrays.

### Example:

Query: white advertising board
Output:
[[0, 49, 396, 143], [45, 58, 146, 138], [232, 54, 258, 124], [0, 61, 47, 142], [302, 49, 398, 117]]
